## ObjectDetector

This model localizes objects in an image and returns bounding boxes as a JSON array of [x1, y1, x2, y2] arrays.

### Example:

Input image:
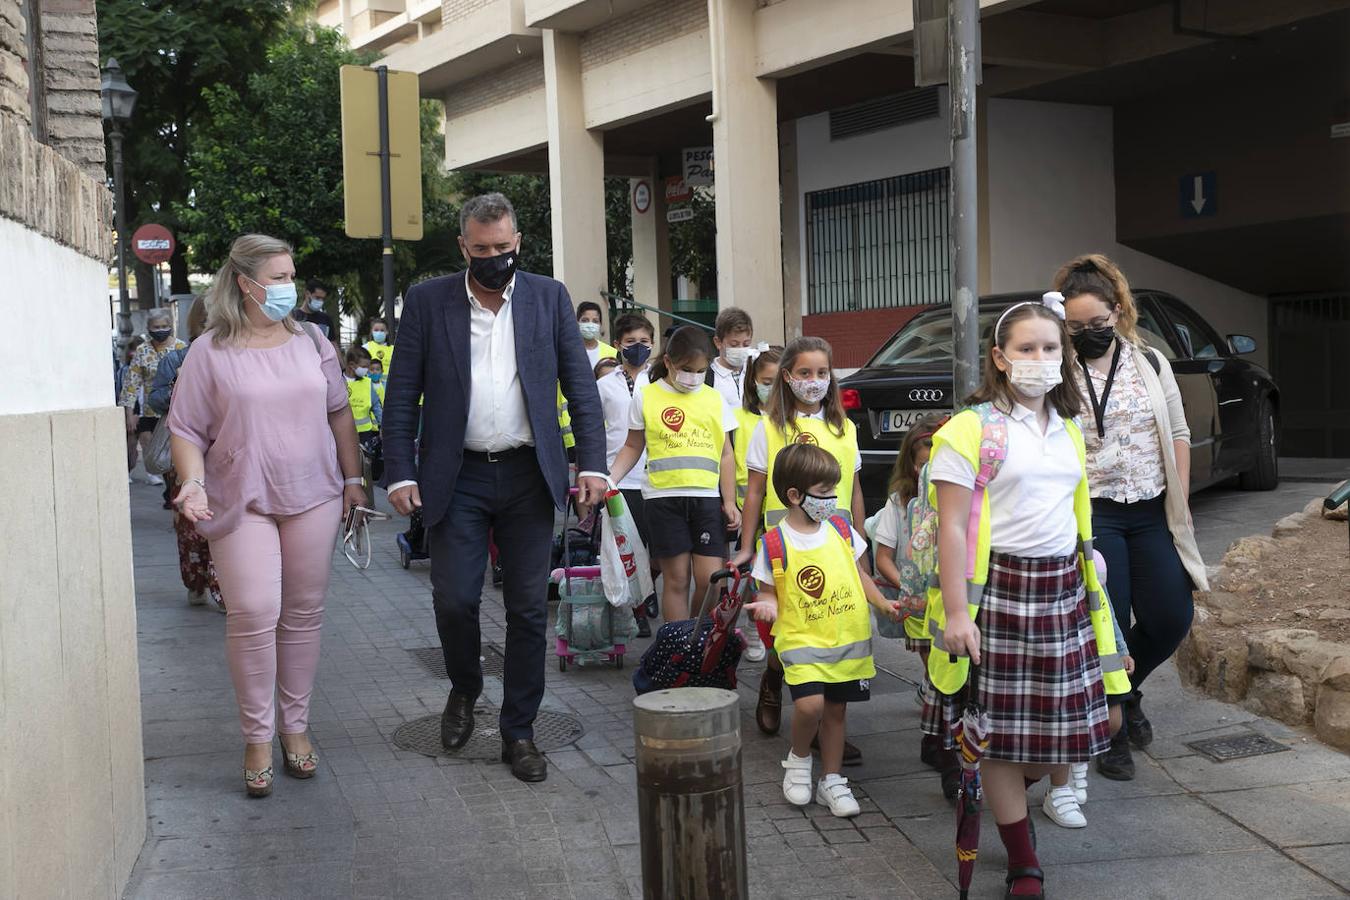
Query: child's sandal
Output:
[[1003, 865, 1044, 900]]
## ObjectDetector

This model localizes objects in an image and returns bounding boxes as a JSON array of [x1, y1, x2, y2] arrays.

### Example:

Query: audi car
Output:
[[840, 291, 1281, 514]]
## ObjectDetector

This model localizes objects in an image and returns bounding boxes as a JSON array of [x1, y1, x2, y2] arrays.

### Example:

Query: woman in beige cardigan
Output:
[[1056, 255, 1210, 783]]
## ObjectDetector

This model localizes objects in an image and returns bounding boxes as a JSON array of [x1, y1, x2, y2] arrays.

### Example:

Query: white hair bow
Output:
[[1041, 291, 1066, 320]]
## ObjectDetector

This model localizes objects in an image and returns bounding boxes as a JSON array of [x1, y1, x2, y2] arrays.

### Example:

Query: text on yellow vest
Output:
[[642, 382, 723, 491], [763, 416, 858, 526]]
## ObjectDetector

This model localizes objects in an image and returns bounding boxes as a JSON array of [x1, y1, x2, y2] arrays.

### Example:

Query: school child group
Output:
[[589, 253, 1199, 900]]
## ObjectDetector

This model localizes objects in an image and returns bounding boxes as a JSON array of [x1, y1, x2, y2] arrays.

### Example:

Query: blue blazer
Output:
[[382, 271, 606, 529]]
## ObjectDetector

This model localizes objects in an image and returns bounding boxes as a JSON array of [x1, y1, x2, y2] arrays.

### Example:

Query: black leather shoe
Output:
[[1096, 730, 1136, 781], [1125, 692, 1154, 749], [502, 738, 548, 782], [440, 692, 475, 750]]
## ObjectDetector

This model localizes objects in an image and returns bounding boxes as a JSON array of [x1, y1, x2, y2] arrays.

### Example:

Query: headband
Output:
[[994, 291, 1066, 342]]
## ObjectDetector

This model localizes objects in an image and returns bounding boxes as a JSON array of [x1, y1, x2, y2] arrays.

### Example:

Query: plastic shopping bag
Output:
[[599, 489, 654, 607]]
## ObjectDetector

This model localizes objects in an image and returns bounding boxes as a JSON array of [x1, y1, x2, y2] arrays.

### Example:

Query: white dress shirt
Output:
[[597, 366, 649, 491], [928, 403, 1081, 559], [463, 273, 533, 452]]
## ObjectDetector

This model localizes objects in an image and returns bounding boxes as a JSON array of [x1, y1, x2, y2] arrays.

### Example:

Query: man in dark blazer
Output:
[[383, 193, 608, 782]]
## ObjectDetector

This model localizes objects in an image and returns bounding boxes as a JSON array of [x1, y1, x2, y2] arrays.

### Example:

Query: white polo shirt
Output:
[[928, 403, 1081, 559]]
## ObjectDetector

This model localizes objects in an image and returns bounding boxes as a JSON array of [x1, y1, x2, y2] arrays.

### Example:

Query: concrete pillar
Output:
[[708, 0, 785, 345], [543, 29, 609, 312], [778, 119, 803, 341], [629, 161, 673, 337]]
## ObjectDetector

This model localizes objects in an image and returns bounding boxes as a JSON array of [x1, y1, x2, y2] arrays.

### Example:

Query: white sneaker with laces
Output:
[[815, 774, 861, 817], [742, 622, 766, 662], [1042, 783, 1087, 828], [1070, 762, 1089, 805], [781, 751, 813, 806]]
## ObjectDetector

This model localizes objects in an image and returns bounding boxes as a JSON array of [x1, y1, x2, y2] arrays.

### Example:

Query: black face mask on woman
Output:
[[1071, 325, 1116, 361], [149, 328, 173, 344], [468, 248, 519, 291]]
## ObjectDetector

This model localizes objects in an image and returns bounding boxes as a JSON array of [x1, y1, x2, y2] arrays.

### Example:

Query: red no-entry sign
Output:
[[132, 224, 175, 265]]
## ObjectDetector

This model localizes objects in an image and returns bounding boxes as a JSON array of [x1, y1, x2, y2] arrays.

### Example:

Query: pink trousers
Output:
[[208, 497, 341, 743]]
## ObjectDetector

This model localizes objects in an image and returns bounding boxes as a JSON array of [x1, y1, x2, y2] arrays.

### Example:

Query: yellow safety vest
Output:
[[924, 408, 1128, 697], [365, 341, 394, 380], [763, 416, 858, 527], [346, 378, 378, 433], [732, 407, 760, 503], [763, 521, 876, 685], [558, 343, 618, 449], [642, 382, 724, 491], [373, 380, 386, 406]]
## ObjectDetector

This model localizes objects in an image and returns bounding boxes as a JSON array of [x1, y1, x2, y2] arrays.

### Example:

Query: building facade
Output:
[[0, 1, 146, 896], [361, 0, 1350, 456]]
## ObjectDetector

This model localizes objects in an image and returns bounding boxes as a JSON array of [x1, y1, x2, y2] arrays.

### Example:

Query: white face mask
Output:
[[722, 346, 751, 369], [578, 322, 602, 341], [672, 370, 704, 392], [354, 366, 369, 379], [1006, 358, 1063, 398], [789, 377, 830, 404], [800, 492, 837, 523]]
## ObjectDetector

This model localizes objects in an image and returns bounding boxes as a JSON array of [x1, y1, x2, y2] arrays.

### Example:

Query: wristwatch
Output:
[[344, 476, 366, 487]]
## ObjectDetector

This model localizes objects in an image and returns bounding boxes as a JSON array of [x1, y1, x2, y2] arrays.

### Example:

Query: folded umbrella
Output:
[[952, 663, 990, 900]]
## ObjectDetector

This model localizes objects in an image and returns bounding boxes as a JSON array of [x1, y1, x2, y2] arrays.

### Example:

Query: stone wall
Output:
[[40, 0, 106, 181]]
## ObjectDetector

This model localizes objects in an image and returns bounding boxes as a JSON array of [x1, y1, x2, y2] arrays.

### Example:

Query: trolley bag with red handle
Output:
[[632, 563, 752, 695]]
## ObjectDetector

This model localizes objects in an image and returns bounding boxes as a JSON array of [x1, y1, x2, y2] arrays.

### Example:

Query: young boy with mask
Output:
[[577, 301, 617, 369], [708, 307, 755, 411]]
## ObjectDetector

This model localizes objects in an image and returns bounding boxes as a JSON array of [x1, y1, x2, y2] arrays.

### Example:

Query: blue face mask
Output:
[[245, 276, 297, 322], [620, 343, 652, 367], [369, 373, 382, 383]]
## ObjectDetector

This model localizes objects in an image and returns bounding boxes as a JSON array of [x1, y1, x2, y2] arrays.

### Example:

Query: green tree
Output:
[[97, 0, 306, 295], [669, 188, 718, 298]]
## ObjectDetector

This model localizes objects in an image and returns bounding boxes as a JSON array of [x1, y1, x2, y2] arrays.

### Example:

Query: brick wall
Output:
[[801, 306, 929, 369], [0, 0, 30, 128], [40, 0, 104, 181], [579, 0, 704, 71], [0, 0, 110, 258], [443, 57, 545, 119], [441, 0, 495, 26]]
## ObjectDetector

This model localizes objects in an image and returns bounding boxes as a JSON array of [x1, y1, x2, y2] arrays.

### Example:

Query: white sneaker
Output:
[[1042, 784, 1087, 828], [742, 623, 766, 662], [1070, 762, 1089, 805], [815, 774, 861, 818], [781, 751, 813, 806], [145, 474, 165, 486], [187, 590, 206, 606]]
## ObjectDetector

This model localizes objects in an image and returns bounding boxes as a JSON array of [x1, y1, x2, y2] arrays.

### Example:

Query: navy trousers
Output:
[[427, 452, 555, 740], [1091, 494, 1195, 693]]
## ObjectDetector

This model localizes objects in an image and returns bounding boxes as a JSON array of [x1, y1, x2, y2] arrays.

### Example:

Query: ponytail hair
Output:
[[206, 233, 300, 347], [1052, 253, 1141, 347], [649, 325, 713, 384]]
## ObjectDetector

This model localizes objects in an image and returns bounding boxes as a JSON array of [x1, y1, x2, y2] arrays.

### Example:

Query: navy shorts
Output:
[[644, 496, 727, 559], [787, 678, 872, 703]]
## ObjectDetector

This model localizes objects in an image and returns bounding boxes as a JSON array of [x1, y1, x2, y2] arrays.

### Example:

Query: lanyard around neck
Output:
[[1080, 340, 1122, 440]]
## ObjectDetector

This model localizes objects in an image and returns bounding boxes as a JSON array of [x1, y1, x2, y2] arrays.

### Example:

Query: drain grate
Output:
[[1187, 731, 1290, 762], [391, 708, 584, 760], [407, 645, 506, 679]]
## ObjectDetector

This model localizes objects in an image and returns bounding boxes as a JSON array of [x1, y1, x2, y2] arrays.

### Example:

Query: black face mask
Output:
[[468, 247, 519, 292], [149, 329, 172, 344], [1071, 325, 1116, 360]]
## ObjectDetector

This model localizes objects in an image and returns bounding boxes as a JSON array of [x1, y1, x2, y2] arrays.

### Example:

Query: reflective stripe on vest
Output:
[[778, 638, 873, 668], [762, 416, 857, 527], [642, 384, 723, 491]]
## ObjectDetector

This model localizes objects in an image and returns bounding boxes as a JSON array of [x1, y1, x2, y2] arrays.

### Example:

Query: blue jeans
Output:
[[1091, 494, 1194, 694], [427, 452, 555, 740]]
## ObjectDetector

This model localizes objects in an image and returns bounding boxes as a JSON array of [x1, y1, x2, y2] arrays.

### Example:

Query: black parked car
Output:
[[840, 291, 1281, 513]]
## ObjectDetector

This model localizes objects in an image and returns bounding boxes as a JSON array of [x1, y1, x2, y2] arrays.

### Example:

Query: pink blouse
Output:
[[166, 327, 349, 541]]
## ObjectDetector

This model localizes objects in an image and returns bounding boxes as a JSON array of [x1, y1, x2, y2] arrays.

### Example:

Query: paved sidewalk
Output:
[[123, 482, 1350, 899]]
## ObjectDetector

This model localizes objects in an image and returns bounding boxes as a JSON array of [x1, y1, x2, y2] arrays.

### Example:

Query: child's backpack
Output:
[[907, 403, 1010, 586]]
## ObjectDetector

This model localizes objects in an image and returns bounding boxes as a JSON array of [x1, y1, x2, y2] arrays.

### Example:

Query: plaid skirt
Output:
[[904, 635, 932, 653], [922, 552, 1110, 764]]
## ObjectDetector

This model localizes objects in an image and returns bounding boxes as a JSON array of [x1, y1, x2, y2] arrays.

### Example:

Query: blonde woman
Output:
[[166, 234, 365, 798], [1056, 254, 1209, 784]]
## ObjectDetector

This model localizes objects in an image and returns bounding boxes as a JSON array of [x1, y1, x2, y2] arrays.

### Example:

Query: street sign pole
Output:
[[376, 65, 396, 333], [949, 0, 981, 400]]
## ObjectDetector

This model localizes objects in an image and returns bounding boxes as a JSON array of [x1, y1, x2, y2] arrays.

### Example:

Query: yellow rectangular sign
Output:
[[340, 65, 423, 241]]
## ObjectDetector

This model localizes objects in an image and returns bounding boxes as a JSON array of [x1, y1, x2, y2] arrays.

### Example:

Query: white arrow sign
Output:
[[1190, 175, 1207, 214]]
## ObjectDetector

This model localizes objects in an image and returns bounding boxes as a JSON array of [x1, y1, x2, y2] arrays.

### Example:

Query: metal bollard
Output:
[[634, 688, 747, 900]]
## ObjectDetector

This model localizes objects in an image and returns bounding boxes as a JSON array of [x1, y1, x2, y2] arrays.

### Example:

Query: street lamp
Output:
[[101, 58, 137, 355]]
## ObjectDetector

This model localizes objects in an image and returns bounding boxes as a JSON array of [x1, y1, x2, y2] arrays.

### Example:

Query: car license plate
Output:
[[879, 409, 942, 433]]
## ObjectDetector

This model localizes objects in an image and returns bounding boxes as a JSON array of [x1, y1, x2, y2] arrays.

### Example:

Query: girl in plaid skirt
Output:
[[926, 299, 1123, 900]]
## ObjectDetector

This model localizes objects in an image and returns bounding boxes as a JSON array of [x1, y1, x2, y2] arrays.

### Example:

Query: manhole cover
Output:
[[391, 708, 584, 760], [1187, 732, 1290, 762], [407, 645, 506, 679]]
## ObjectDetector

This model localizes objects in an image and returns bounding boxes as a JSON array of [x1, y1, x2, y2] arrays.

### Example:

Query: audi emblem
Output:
[[909, 389, 944, 403]]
